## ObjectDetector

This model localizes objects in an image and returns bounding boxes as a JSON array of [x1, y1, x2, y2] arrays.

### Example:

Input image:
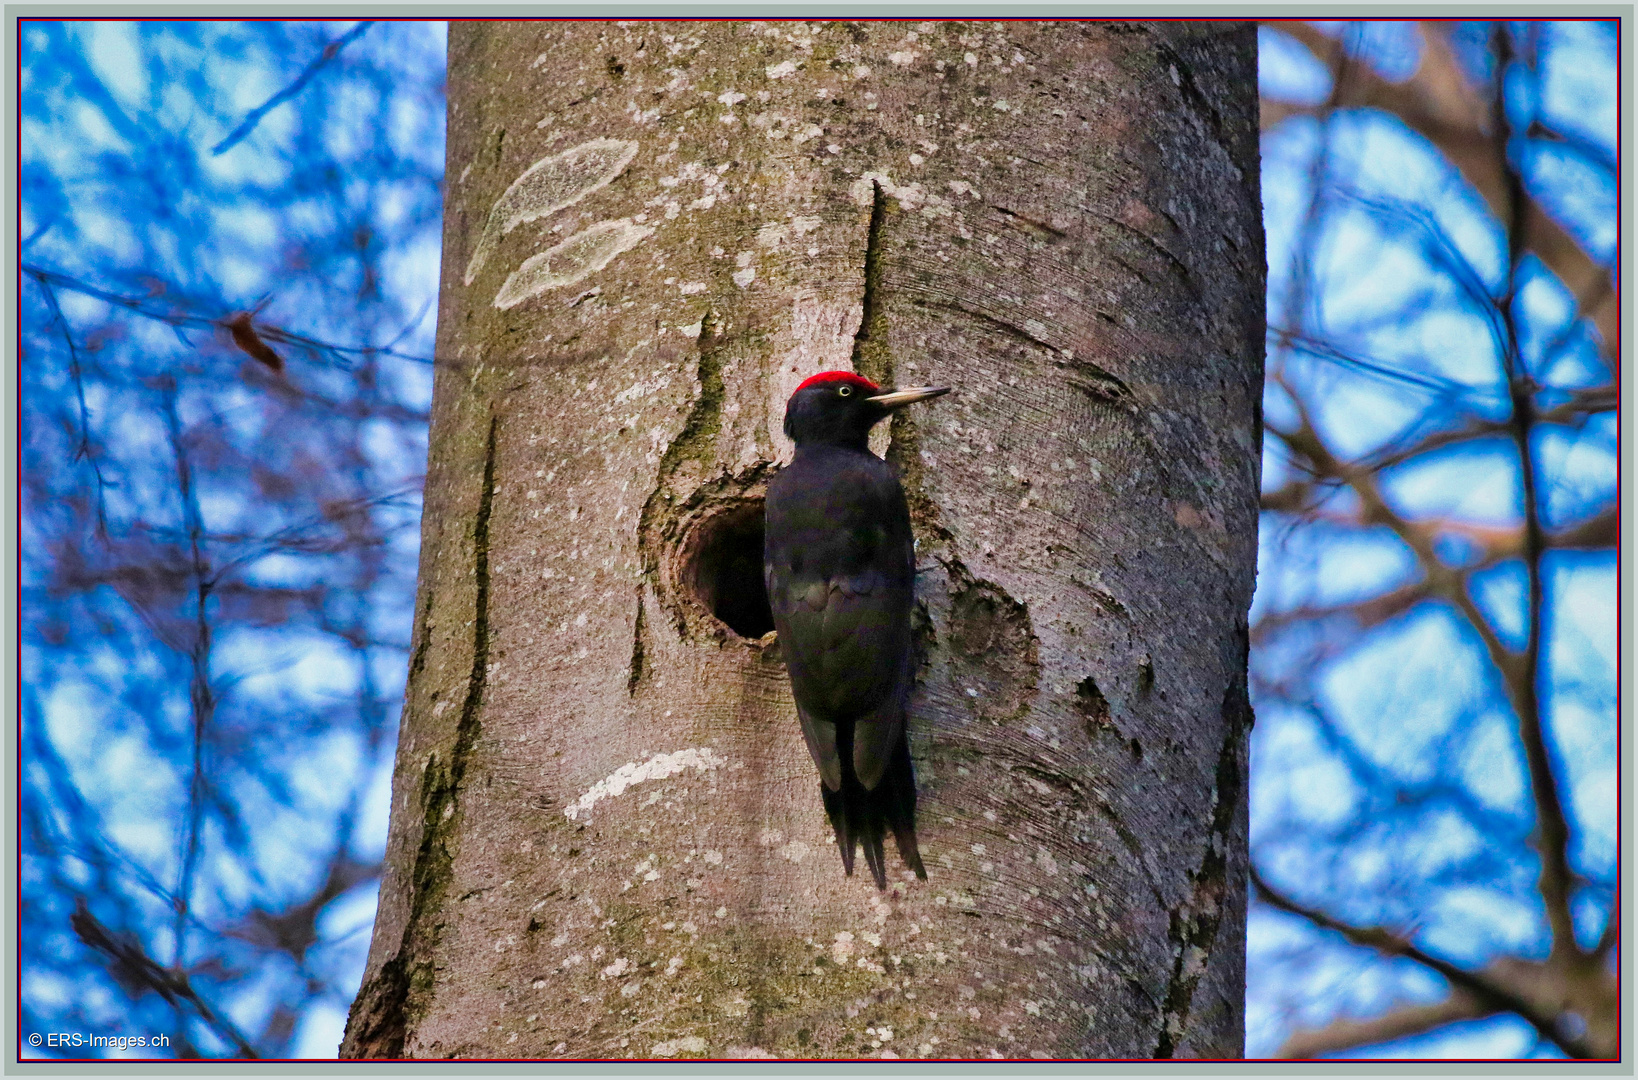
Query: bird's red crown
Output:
[[793, 370, 881, 396]]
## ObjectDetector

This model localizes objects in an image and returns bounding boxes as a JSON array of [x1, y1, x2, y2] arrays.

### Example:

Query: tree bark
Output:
[[343, 19, 1263, 1060]]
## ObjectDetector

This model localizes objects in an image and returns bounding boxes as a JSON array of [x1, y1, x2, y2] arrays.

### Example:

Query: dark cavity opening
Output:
[[683, 500, 774, 639], [1075, 675, 1112, 730]]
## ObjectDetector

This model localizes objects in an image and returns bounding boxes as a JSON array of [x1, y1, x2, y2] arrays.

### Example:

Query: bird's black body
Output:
[[764, 372, 947, 888]]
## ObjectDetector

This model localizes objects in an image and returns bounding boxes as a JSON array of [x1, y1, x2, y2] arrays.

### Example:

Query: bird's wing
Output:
[[850, 697, 904, 792], [765, 453, 915, 791], [794, 701, 842, 791], [768, 572, 909, 787], [778, 575, 909, 714]]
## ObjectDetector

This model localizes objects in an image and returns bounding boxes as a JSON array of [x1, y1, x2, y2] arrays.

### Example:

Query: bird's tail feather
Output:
[[885, 735, 928, 881], [821, 732, 926, 890], [820, 783, 856, 878]]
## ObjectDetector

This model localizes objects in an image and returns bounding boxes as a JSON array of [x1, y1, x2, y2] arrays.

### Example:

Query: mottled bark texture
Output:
[[343, 20, 1262, 1061]]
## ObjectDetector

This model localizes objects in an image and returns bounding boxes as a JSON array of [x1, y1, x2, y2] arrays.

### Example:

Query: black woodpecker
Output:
[[764, 370, 949, 889]]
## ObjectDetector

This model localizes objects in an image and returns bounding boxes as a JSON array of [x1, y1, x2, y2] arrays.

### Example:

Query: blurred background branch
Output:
[[1252, 19, 1615, 1059], [21, 21, 443, 1057]]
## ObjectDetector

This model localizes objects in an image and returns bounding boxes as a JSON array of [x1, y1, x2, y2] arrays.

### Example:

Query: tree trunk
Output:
[[343, 19, 1262, 1060]]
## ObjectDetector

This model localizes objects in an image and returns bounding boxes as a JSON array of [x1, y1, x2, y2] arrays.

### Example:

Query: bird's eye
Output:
[[837, 385, 853, 397]]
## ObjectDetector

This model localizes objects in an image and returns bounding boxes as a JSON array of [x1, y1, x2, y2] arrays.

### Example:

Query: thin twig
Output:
[[32, 273, 110, 537], [212, 22, 373, 155], [158, 379, 215, 989], [22, 264, 444, 368], [70, 899, 259, 1058]]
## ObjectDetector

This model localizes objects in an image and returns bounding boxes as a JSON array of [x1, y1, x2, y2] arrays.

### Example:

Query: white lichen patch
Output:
[[756, 215, 822, 250], [651, 1035, 707, 1057], [849, 170, 952, 219], [1182, 944, 1209, 979], [464, 137, 640, 285], [779, 841, 810, 863], [563, 747, 726, 821], [494, 219, 655, 309]]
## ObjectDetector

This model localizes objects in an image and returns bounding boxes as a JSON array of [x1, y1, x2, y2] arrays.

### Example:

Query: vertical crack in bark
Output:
[[842, 181, 951, 558], [850, 179, 892, 386], [626, 583, 646, 696], [407, 589, 435, 682], [846, 182, 953, 552], [1154, 643, 1249, 1058], [453, 414, 497, 789], [342, 416, 497, 1058]]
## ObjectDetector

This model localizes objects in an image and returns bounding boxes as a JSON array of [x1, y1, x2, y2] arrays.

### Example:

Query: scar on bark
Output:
[[1155, 631, 1250, 1058], [341, 417, 497, 1058], [633, 308, 725, 641]]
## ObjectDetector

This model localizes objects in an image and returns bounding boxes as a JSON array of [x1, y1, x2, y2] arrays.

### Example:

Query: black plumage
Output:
[[763, 371, 948, 888]]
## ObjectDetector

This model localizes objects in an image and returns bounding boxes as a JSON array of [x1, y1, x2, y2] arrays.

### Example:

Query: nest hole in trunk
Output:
[[680, 498, 774, 640]]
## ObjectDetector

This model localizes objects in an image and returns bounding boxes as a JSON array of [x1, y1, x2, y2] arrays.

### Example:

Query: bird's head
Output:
[[783, 371, 950, 449]]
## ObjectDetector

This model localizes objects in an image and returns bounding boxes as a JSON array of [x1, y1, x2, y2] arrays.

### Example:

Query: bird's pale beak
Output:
[[866, 386, 951, 410]]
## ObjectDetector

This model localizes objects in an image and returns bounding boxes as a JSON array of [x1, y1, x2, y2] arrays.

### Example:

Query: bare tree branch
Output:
[[71, 899, 259, 1058], [1524, 118, 1616, 176], [21, 264, 444, 369], [1254, 19, 1613, 1061], [31, 273, 110, 537], [1252, 868, 1592, 1058], [1490, 25, 1576, 964], [1276, 991, 1495, 1058]]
